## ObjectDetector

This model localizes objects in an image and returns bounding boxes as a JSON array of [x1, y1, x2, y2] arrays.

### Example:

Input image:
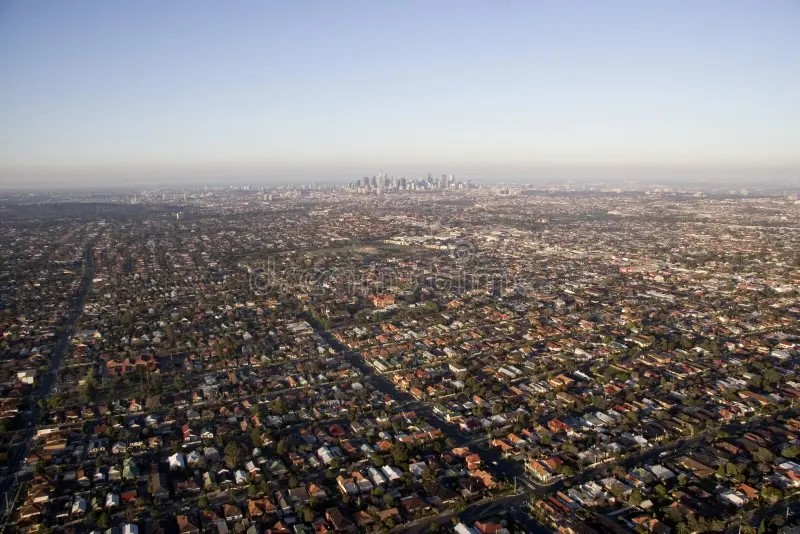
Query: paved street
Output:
[[0, 243, 94, 523], [309, 317, 547, 531], [314, 307, 800, 533]]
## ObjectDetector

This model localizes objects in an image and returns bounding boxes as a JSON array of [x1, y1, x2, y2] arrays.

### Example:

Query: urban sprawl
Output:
[[1, 178, 799, 534]]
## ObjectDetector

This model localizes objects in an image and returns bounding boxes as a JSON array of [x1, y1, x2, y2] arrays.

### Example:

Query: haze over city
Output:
[[1, 3, 800, 534], [1, 0, 799, 188]]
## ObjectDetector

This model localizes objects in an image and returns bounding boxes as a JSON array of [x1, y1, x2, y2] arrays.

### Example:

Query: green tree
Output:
[[251, 427, 263, 447], [760, 486, 783, 504], [225, 442, 240, 469], [46, 393, 64, 410], [422, 465, 437, 484], [392, 443, 408, 463], [726, 462, 739, 477], [79, 367, 98, 403], [781, 444, 799, 459], [753, 447, 773, 464], [174, 374, 186, 391]]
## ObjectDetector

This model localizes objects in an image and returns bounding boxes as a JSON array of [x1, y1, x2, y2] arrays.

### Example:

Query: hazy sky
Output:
[[0, 0, 798, 187]]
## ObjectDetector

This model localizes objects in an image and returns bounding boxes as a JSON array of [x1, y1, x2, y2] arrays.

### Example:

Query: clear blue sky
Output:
[[0, 0, 798, 187]]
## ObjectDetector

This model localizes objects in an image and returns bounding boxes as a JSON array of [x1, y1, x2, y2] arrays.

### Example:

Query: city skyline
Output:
[[1, 0, 799, 187]]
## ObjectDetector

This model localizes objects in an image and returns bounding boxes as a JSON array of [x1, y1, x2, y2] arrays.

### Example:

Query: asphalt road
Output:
[[313, 318, 800, 533], [0, 243, 94, 521], [724, 493, 800, 533], [311, 325, 526, 481], [309, 320, 547, 532]]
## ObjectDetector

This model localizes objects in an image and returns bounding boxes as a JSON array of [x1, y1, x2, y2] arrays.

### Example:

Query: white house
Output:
[[381, 465, 402, 482], [71, 497, 88, 516], [106, 493, 120, 509], [168, 452, 186, 470], [17, 369, 37, 384]]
